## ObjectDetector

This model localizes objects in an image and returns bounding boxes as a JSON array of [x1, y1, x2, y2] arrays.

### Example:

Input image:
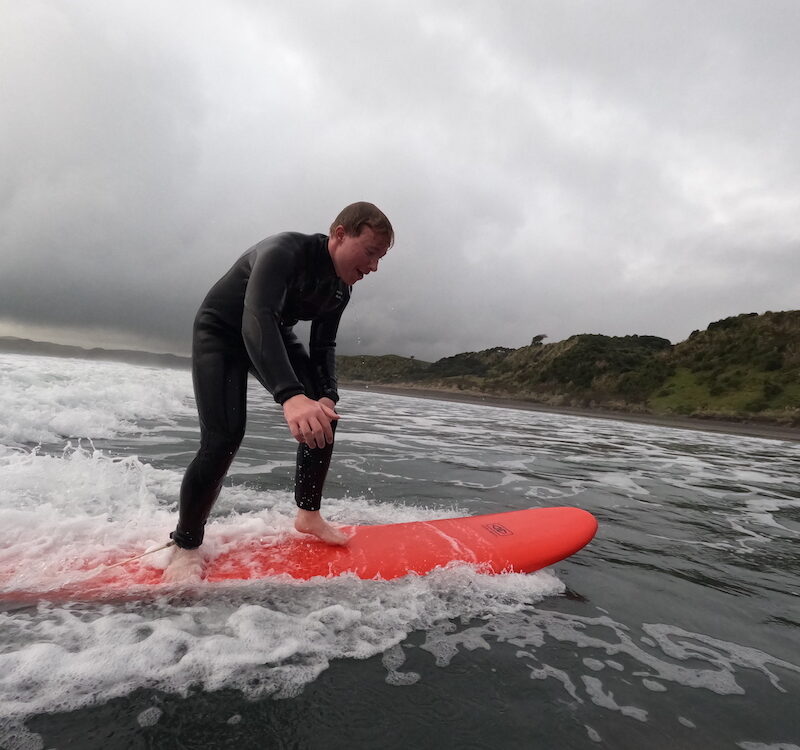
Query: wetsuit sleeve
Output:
[[241, 244, 306, 405], [310, 302, 346, 403]]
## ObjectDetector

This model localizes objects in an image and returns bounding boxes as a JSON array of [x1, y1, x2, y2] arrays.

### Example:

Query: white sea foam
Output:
[[585, 725, 602, 743], [0, 437, 565, 726], [0, 719, 43, 750], [586, 470, 650, 496], [382, 643, 421, 686], [228, 461, 295, 476], [0, 353, 193, 445], [423, 608, 800, 718], [136, 707, 162, 727], [0, 445, 214, 589], [583, 658, 605, 671], [581, 675, 648, 721], [335, 431, 408, 448], [0, 567, 563, 721]]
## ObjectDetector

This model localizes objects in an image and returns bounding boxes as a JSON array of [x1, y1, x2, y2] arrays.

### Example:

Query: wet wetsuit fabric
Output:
[[171, 232, 350, 549]]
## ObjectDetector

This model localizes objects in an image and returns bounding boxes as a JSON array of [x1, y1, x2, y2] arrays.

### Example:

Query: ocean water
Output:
[[0, 351, 798, 749]]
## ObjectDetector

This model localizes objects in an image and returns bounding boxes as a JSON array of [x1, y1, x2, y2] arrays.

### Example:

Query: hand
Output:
[[319, 397, 337, 413], [282, 394, 339, 449]]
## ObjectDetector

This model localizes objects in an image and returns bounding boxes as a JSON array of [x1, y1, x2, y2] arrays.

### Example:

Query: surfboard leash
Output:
[[103, 540, 176, 570]]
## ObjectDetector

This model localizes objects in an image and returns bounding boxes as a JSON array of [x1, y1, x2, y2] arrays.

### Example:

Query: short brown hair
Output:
[[330, 202, 394, 247]]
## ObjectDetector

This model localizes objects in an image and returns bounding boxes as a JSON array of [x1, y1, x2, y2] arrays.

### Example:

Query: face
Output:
[[329, 225, 391, 285]]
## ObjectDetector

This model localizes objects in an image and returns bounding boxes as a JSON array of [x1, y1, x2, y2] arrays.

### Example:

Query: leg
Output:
[[172, 331, 249, 549], [294, 419, 337, 511], [285, 338, 348, 545], [292, 417, 347, 543]]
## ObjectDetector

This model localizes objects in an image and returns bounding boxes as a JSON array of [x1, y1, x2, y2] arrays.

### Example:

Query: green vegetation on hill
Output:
[[338, 310, 800, 426], [427, 347, 514, 379], [335, 353, 430, 383], [650, 311, 800, 418], [490, 334, 673, 402]]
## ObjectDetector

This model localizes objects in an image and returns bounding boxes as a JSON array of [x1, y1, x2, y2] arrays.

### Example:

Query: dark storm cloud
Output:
[[1, 0, 798, 361]]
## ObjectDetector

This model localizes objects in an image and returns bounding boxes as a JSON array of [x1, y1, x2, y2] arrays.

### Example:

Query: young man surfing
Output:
[[166, 202, 393, 577]]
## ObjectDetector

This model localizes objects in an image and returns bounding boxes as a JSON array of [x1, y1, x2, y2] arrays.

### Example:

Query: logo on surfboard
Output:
[[483, 523, 514, 537]]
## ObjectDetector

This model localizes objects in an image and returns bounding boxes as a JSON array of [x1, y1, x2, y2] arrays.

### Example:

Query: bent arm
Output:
[[242, 243, 305, 404], [310, 303, 346, 403]]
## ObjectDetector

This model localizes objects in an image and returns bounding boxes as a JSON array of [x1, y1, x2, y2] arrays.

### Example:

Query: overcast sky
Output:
[[2, 1, 798, 361]]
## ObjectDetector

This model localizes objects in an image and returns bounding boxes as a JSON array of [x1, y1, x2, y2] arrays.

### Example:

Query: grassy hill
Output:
[[651, 311, 800, 419], [338, 310, 800, 426], [335, 353, 430, 383]]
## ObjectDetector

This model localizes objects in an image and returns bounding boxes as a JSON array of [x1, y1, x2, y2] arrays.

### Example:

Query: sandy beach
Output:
[[343, 383, 800, 443]]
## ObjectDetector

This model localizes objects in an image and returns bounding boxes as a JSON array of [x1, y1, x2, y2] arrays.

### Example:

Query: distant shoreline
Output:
[[341, 383, 800, 443], [2, 338, 797, 442]]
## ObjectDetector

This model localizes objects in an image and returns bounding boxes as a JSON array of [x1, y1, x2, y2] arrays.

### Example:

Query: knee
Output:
[[200, 429, 244, 459]]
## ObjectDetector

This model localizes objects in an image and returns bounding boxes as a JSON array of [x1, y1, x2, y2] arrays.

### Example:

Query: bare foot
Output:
[[163, 546, 205, 583], [294, 510, 349, 546]]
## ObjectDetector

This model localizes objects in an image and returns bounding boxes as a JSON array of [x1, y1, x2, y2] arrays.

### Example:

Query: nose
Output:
[[368, 257, 379, 273]]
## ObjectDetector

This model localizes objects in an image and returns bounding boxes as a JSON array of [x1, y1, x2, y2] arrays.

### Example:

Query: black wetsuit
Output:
[[171, 232, 351, 549]]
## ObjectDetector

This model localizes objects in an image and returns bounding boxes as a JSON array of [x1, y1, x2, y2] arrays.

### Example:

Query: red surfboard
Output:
[[1, 507, 597, 600], [207, 506, 597, 582]]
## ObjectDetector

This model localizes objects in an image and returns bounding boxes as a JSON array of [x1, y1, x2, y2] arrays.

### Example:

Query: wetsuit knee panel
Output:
[[199, 428, 245, 456]]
